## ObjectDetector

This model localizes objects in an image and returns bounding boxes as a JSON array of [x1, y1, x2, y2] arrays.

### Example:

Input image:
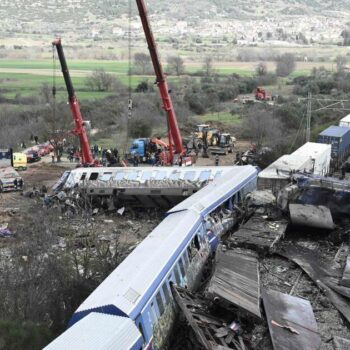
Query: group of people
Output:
[[13, 178, 24, 190]]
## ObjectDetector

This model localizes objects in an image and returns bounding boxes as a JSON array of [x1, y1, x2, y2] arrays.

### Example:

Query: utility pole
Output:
[[299, 94, 350, 143], [306, 92, 312, 142]]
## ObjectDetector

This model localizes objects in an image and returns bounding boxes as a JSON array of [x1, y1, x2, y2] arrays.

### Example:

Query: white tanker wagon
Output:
[[44, 165, 258, 350]]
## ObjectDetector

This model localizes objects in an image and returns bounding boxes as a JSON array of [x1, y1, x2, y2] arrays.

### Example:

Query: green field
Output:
[[199, 111, 242, 125], [0, 59, 131, 73], [0, 58, 319, 105]]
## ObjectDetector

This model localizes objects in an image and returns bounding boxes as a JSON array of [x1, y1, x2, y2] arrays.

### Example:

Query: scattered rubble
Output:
[[173, 182, 350, 350]]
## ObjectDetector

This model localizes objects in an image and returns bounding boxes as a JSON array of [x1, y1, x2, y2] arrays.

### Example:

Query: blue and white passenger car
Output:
[[44, 165, 258, 350]]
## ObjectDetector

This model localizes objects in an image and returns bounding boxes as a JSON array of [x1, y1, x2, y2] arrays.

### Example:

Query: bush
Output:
[[129, 119, 153, 138], [0, 320, 52, 350], [275, 53, 296, 77]]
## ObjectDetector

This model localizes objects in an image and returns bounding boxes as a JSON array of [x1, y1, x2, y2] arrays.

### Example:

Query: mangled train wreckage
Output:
[[54, 166, 242, 208], [44, 165, 258, 350]]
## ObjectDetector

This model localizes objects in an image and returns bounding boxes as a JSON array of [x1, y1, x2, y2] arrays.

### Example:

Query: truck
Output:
[[0, 148, 13, 168], [129, 138, 169, 164], [0, 167, 23, 192], [255, 87, 272, 101], [318, 125, 350, 165], [208, 133, 236, 155]]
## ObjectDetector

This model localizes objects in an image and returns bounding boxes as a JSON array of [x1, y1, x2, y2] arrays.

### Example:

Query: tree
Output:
[[40, 83, 52, 105], [86, 69, 115, 91], [275, 53, 296, 77], [134, 52, 151, 74], [335, 55, 347, 73], [202, 56, 213, 77], [256, 62, 268, 76], [297, 32, 308, 45], [129, 119, 153, 138], [167, 55, 185, 76], [341, 29, 350, 46]]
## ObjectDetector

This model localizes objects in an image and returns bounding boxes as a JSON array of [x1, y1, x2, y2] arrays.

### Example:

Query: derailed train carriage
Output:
[[53, 166, 242, 208], [45, 165, 258, 350]]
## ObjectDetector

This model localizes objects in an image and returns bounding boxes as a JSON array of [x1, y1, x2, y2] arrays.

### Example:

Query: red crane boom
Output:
[[52, 38, 96, 166], [135, 0, 185, 164]]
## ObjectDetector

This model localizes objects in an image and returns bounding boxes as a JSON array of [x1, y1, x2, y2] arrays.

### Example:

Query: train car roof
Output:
[[319, 125, 350, 138], [62, 166, 236, 189], [44, 313, 142, 350], [168, 165, 258, 217], [73, 209, 201, 321]]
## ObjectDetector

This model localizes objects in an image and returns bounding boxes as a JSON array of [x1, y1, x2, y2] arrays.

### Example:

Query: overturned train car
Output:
[[54, 166, 240, 208], [45, 165, 258, 350]]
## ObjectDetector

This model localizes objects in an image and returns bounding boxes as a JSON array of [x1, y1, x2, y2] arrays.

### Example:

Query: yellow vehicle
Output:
[[195, 125, 220, 146], [12, 152, 27, 171]]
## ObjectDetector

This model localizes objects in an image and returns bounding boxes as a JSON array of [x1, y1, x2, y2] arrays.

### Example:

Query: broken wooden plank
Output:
[[333, 336, 350, 350], [341, 256, 350, 288], [262, 289, 321, 350], [229, 215, 287, 251], [289, 204, 334, 230], [206, 247, 261, 318], [278, 243, 350, 323]]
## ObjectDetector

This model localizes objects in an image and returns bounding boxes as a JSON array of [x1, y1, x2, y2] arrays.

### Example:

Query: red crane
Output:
[[135, 0, 186, 165], [52, 38, 97, 166]]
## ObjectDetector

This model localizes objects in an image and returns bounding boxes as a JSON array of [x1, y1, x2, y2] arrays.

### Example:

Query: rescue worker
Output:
[[215, 154, 219, 166]]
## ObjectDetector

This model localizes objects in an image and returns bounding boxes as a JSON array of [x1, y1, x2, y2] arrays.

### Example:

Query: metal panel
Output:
[[263, 289, 321, 350], [207, 247, 261, 318], [44, 313, 142, 350]]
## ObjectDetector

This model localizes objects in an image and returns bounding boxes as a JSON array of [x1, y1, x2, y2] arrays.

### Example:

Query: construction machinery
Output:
[[52, 38, 97, 167], [135, 0, 192, 166], [208, 133, 236, 155], [193, 124, 235, 156], [255, 87, 271, 101]]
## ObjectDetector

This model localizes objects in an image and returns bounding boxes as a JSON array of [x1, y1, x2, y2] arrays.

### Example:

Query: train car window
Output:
[[150, 302, 158, 323], [187, 247, 193, 262], [156, 292, 165, 316], [183, 251, 190, 267], [80, 173, 87, 181], [162, 283, 171, 304], [214, 170, 223, 180], [174, 266, 181, 285], [142, 171, 152, 181], [127, 171, 140, 181], [184, 171, 196, 181], [155, 171, 166, 180], [89, 172, 98, 181], [193, 234, 200, 250], [199, 170, 211, 182], [115, 171, 125, 181], [138, 322, 145, 340], [170, 171, 180, 180], [179, 258, 186, 277], [100, 172, 112, 181]]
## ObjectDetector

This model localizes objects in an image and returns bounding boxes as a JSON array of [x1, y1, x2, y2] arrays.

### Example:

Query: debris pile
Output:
[[172, 189, 350, 350]]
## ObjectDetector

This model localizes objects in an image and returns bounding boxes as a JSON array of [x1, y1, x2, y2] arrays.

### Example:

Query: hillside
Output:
[[1, 0, 350, 39]]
